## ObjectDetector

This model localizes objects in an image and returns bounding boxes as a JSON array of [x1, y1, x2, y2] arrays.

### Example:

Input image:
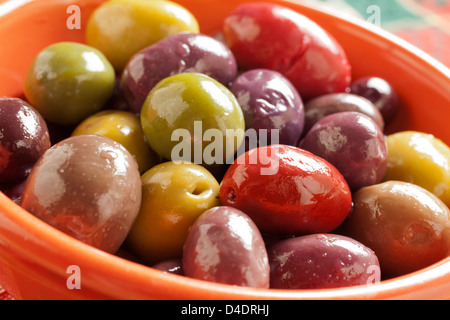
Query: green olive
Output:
[[85, 0, 199, 71], [24, 42, 115, 125], [71, 110, 160, 173], [126, 161, 220, 265], [140, 72, 245, 165]]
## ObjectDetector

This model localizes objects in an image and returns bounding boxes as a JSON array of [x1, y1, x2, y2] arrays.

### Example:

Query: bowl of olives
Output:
[[0, 0, 449, 300]]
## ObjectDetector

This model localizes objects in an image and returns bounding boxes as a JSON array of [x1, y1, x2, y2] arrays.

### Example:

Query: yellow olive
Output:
[[86, 0, 199, 71], [126, 161, 220, 265], [384, 131, 450, 207], [72, 110, 160, 173]]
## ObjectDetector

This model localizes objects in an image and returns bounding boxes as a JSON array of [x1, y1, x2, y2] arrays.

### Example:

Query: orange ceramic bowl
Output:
[[0, 0, 450, 300]]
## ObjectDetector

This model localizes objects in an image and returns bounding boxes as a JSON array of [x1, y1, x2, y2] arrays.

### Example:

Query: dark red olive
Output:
[[182, 206, 270, 288], [0, 97, 50, 184], [268, 233, 381, 289], [349, 76, 399, 125]]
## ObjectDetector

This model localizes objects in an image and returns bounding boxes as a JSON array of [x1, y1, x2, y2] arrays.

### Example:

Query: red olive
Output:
[[219, 145, 352, 236], [222, 2, 351, 101]]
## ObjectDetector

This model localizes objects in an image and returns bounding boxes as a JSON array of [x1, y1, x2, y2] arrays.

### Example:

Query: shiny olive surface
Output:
[[152, 259, 184, 276], [182, 206, 270, 288], [219, 145, 352, 236], [126, 161, 220, 265], [349, 76, 399, 125], [299, 112, 388, 192], [268, 234, 381, 289], [343, 181, 450, 278], [24, 42, 115, 125], [384, 131, 450, 207], [72, 110, 160, 173], [0, 97, 51, 184], [21, 135, 142, 253], [222, 2, 351, 101], [140, 72, 245, 165], [121, 32, 238, 113], [230, 69, 305, 148], [86, 0, 200, 71], [303, 93, 384, 134]]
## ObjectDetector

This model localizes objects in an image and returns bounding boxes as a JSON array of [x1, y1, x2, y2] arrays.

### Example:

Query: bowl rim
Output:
[[0, 0, 449, 299], [2, 189, 450, 299]]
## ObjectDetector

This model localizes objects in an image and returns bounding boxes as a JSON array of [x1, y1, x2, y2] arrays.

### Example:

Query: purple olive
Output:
[[120, 32, 238, 113], [303, 93, 384, 134], [268, 233, 381, 289], [230, 69, 305, 149], [299, 111, 388, 191], [349, 76, 399, 125], [0, 97, 51, 184], [182, 206, 270, 288]]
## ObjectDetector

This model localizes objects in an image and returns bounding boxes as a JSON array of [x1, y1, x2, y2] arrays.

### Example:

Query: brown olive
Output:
[[343, 180, 450, 278], [21, 135, 142, 253]]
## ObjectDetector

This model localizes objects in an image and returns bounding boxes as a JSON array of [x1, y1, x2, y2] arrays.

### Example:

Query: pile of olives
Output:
[[1, 0, 449, 290]]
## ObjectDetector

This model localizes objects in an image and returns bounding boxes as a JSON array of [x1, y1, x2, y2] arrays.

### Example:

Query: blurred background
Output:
[[307, 0, 450, 67]]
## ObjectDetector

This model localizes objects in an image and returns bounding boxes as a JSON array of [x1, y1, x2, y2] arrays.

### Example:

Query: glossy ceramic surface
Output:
[[0, 0, 449, 299]]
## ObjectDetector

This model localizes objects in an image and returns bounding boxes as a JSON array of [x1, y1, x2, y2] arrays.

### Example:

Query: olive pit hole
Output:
[[225, 186, 237, 204], [190, 181, 210, 197]]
